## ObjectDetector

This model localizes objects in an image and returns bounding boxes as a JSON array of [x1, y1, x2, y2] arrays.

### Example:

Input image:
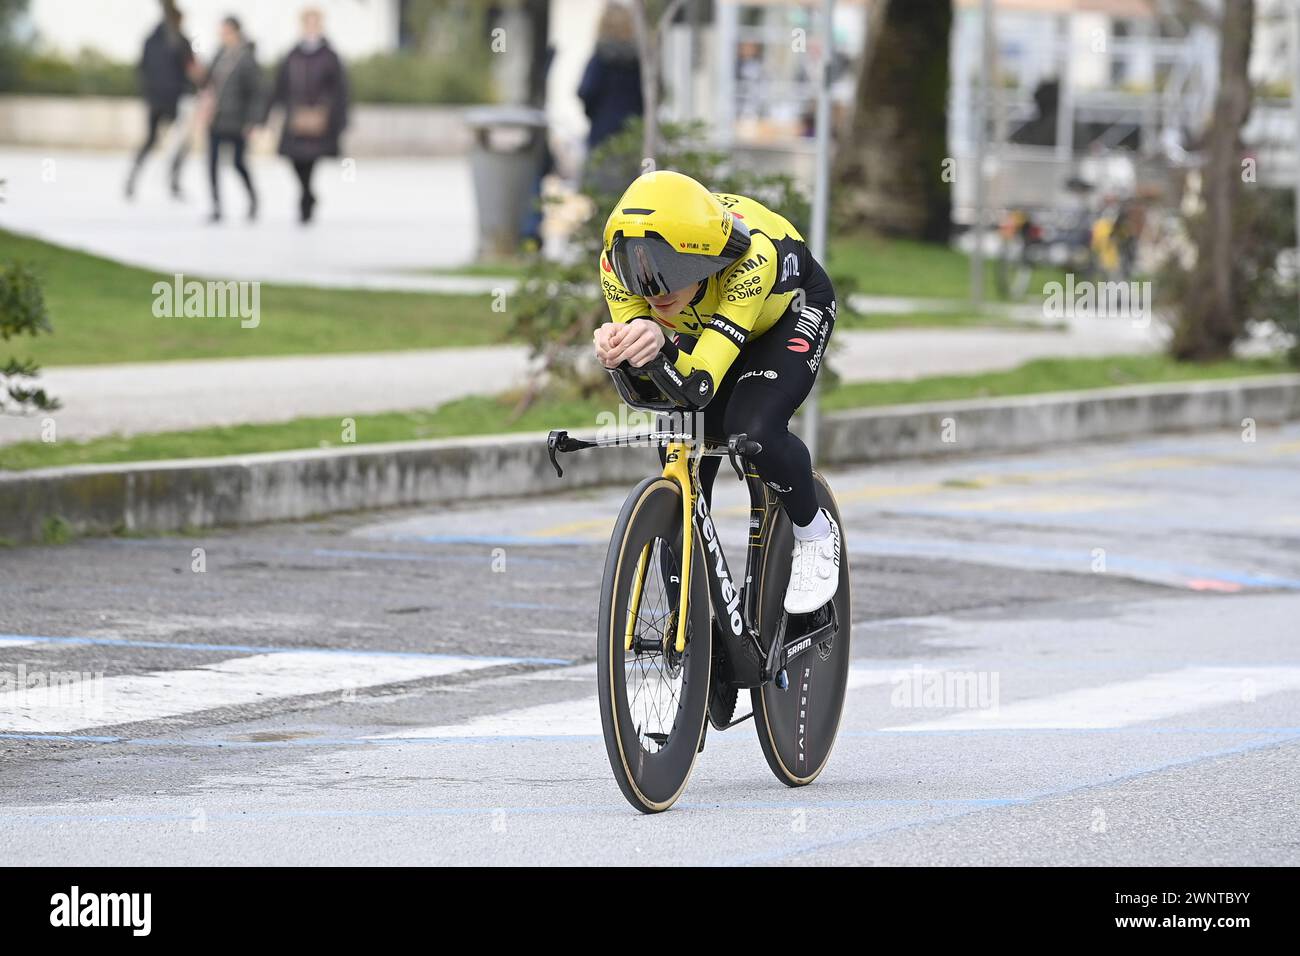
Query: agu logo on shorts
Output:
[[786, 338, 810, 353]]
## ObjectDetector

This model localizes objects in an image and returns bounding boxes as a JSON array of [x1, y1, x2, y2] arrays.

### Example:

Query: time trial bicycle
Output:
[[547, 356, 851, 813]]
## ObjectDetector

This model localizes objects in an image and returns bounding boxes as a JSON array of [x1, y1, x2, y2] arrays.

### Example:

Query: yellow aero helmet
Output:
[[604, 170, 751, 297]]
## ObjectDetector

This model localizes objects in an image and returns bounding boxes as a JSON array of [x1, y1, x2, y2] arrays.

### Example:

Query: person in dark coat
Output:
[[577, 3, 642, 152], [125, 3, 197, 200], [263, 8, 349, 224], [202, 16, 263, 222]]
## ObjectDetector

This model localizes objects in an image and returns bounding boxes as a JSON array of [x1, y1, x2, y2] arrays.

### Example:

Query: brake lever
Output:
[[547, 430, 568, 478], [547, 429, 597, 478]]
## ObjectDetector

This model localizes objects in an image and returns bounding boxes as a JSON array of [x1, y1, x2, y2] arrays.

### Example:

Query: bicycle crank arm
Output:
[[767, 604, 839, 682]]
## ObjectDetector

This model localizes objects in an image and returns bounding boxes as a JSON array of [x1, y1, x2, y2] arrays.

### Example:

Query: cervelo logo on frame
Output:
[[696, 495, 743, 636]]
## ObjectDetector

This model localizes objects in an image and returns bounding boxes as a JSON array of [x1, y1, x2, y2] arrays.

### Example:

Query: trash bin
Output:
[[464, 106, 548, 259]]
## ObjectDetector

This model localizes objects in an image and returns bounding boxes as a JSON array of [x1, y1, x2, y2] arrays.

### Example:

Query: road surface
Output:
[[2, 425, 1297, 865]]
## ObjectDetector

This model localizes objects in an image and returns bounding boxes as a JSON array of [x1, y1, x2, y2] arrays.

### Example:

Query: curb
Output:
[[3, 375, 1297, 545]]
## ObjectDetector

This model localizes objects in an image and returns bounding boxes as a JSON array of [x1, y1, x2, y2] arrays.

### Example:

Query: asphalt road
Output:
[[2, 424, 1298, 865]]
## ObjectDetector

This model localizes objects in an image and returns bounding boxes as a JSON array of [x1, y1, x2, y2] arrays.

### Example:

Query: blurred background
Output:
[[0, 0, 1295, 472]]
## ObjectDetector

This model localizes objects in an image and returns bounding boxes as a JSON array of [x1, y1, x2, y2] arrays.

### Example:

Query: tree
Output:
[[0, 0, 30, 90], [1169, 0, 1256, 360], [630, 0, 688, 161], [832, 0, 953, 242]]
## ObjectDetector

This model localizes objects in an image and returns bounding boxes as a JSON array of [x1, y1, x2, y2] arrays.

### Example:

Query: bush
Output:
[[1159, 185, 1299, 366], [5, 48, 136, 97], [0, 259, 58, 413], [0, 48, 493, 105], [347, 52, 493, 105], [507, 119, 818, 408]]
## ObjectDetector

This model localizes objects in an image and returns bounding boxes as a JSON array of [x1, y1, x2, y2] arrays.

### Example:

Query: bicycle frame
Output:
[[656, 439, 770, 682], [547, 425, 835, 689]]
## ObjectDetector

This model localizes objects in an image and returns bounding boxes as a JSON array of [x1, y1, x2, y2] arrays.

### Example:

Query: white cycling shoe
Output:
[[783, 509, 841, 615]]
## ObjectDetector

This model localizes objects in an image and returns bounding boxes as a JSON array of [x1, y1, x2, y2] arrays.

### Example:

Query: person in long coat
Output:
[[263, 7, 349, 223], [125, 4, 197, 199], [203, 16, 263, 222]]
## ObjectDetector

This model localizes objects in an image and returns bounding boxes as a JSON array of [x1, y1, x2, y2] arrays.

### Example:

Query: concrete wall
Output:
[[3, 376, 1297, 545], [0, 95, 474, 156]]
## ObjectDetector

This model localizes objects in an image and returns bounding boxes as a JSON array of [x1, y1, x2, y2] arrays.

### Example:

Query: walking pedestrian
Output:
[[578, 3, 642, 195], [200, 16, 262, 223], [263, 7, 349, 224], [125, 2, 198, 200]]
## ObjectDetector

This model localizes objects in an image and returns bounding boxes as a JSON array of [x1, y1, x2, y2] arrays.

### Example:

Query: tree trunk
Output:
[[833, 0, 952, 242], [632, 0, 686, 162], [1171, 0, 1255, 360]]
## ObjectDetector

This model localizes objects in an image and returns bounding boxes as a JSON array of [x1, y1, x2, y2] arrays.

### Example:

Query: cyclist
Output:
[[594, 170, 840, 615]]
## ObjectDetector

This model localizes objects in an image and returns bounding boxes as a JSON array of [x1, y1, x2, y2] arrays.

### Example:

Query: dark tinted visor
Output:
[[608, 234, 718, 298]]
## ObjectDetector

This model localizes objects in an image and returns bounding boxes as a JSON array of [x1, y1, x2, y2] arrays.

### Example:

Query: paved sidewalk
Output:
[[0, 322, 1162, 447], [0, 346, 533, 447], [0, 147, 480, 285]]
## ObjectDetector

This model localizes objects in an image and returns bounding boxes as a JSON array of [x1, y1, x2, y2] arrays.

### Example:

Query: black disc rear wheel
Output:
[[751, 473, 851, 787]]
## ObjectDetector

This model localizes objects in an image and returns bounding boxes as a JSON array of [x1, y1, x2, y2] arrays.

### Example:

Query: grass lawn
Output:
[[827, 234, 1066, 302], [836, 310, 1058, 331], [3, 354, 1288, 472], [0, 229, 508, 366]]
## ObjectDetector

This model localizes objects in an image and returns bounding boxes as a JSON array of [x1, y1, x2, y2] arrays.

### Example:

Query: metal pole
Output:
[[970, 0, 993, 308], [804, 0, 834, 463], [1291, 1, 1300, 318]]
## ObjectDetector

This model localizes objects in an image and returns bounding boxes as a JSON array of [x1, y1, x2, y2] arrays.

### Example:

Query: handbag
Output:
[[287, 56, 330, 138]]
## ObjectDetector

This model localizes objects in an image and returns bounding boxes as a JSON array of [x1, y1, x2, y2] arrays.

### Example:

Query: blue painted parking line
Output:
[[726, 728, 1300, 865], [3, 725, 1296, 751]]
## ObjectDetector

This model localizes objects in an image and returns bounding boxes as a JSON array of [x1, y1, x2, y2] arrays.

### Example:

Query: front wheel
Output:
[[751, 473, 852, 787], [597, 477, 712, 813]]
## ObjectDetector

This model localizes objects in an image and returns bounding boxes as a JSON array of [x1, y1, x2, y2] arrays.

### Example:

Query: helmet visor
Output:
[[608, 233, 739, 298]]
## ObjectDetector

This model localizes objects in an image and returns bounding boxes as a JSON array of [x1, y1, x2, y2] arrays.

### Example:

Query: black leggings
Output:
[[681, 261, 836, 527], [292, 158, 316, 206], [131, 107, 187, 186], [208, 131, 256, 211]]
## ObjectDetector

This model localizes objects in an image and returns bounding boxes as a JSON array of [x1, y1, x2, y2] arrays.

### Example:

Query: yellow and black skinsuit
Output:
[[599, 192, 836, 525]]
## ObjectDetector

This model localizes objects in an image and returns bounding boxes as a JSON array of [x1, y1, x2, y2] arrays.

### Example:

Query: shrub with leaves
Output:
[[507, 119, 821, 414], [1159, 185, 1299, 366], [0, 261, 59, 413]]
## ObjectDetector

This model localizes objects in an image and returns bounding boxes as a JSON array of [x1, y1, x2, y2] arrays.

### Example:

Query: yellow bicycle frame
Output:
[[623, 441, 696, 655]]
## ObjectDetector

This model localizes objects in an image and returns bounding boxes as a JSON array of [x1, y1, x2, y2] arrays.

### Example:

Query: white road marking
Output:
[[0, 638, 37, 648], [0, 651, 521, 734], [376, 664, 900, 739], [885, 667, 1300, 731]]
